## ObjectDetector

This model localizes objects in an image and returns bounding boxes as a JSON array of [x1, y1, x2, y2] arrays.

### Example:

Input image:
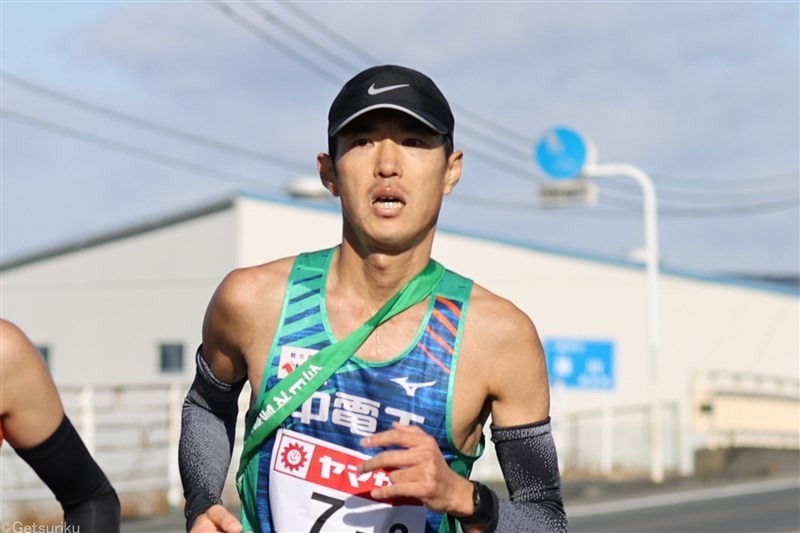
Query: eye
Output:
[[403, 138, 427, 148], [352, 138, 371, 148]]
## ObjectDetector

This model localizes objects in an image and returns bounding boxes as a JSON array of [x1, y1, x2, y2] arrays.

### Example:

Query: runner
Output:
[[180, 65, 567, 533]]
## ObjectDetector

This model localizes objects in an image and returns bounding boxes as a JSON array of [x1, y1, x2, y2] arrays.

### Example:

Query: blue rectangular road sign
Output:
[[544, 338, 615, 390]]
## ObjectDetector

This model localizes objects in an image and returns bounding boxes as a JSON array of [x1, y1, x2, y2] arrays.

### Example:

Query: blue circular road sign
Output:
[[535, 126, 594, 180]]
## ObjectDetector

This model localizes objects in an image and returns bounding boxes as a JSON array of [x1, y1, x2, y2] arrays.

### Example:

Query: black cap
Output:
[[328, 65, 454, 137]]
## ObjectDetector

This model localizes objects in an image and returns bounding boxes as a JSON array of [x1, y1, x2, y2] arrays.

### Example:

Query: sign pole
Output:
[[584, 163, 664, 484], [535, 127, 663, 483]]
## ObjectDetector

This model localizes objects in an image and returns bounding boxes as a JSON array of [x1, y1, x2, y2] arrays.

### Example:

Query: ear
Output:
[[317, 153, 339, 197], [442, 150, 463, 196]]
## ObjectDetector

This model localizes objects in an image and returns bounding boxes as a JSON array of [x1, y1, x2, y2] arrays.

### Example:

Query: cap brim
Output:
[[328, 104, 449, 136]]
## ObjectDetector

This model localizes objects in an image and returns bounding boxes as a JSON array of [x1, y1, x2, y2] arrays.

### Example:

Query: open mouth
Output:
[[372, 194, 404, 208]]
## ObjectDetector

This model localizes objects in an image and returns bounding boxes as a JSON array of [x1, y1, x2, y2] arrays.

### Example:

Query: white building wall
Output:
[[0, 207, 238, 386], [0, 193, 796, 487], [236, 195, 342, 267], [433, 230, 798, 409]]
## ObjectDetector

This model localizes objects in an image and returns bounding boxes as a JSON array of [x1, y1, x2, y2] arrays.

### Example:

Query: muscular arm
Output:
[[178, 261, 291, 531], [0, 319, 64, 449], [179, 346, 246, 530], [1, 319, 120, 531], [16, 416, 121, 532], [179, 268, 253, 531], [465, 289, 567, 532]]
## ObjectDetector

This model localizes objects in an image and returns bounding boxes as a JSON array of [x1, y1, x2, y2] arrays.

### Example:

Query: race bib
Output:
[[269, 429, 427, 533], [278, 345, 319, 378]]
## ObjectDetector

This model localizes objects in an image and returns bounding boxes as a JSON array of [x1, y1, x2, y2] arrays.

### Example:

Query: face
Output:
[[318, 109, 462, 254]]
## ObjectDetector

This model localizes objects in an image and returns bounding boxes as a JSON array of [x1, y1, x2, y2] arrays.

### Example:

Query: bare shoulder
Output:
[[0, 319, 62, 429], [461, 283, 550, 426], [0, 319, 25, 352], [202, 256, 296, 383], [0, 319, 40, 371], [465, 283, 541, 351], [208, 256, 296, 319]]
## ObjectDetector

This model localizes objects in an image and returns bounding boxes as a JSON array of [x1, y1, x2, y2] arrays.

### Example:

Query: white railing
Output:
[[3, 380, 797, 520], [1, 381, 250, 522], [553, 401, 685, 478]]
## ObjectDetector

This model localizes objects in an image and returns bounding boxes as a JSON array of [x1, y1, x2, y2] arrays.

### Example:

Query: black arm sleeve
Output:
[[179, 345, 246, 531], [489, 418, 568, 532], [14, 416, 121, 533]]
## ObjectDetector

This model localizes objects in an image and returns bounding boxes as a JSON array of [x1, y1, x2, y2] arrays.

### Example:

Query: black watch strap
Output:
[[459, 481, 495, 525]]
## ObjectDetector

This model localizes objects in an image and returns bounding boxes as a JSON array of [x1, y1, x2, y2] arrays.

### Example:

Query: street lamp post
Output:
[[535, 127, 664, 484], [584, 162, 664, 484]]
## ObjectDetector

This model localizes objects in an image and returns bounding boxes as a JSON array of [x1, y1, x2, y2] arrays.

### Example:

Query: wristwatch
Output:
[[458, 481, 495, 525]]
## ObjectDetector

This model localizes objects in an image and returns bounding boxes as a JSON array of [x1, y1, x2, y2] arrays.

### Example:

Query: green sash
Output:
[[236, 258, 445, 489]]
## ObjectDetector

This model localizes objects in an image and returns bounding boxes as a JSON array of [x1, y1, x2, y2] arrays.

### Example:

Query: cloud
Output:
[[2, 1, 797, 273]]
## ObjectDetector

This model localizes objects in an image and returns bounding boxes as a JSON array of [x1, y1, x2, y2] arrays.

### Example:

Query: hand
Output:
[[358, 422, 474, 516], [189, 504, 243, 533]]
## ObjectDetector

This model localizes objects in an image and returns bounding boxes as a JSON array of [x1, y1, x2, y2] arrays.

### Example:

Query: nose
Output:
[[374, 139, 400, 180]]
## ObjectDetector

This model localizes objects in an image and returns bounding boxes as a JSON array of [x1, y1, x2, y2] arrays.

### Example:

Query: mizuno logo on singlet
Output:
[[390, 376, 437, 397]]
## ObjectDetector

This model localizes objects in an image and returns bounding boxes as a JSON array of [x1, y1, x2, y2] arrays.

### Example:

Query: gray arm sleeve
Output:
[[489, 418, 568, 532], [178, 346, 246, 531]]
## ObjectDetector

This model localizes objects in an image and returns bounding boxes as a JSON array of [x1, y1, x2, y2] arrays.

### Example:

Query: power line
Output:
[[4, 71, 794, 214], [658, 198, 799, 216], [276, 1, 539, 152], [1, 108, 284, 193], [0, 72, 309, 173], [0, 107, 552, 216], [450, 102, 535, 151], [650, 173, 799, 192], [242, 1, 361, 73], [457, 121, 533, 161], [6, 106, 796, 219], [227, 1, 800, 201], [5, 4, 796, 219], [0, 105, 616, 216], [217, 1, 546, 171], [2, 69, 542, 187], [592, 190, 799, 216], [205, 0, 342, 85], [277, 0, 383, 65]]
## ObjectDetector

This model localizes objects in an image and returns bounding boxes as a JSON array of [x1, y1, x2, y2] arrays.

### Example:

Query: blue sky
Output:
[[1, 1, 798, 276]]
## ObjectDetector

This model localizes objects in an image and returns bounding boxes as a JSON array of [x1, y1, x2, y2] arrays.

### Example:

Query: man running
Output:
[[180, 65, 567, 533]]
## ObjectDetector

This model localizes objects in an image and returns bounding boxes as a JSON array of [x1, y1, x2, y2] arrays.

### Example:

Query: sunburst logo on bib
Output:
[[280, 442, 309, 472]]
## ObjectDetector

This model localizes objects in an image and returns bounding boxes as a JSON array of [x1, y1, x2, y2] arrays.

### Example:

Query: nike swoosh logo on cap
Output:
[[367, 83, 410, 95]]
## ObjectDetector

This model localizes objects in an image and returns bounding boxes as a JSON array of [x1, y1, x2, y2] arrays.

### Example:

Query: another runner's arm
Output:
[[178, 268, 254, 531], [474, 296, 567, 532], [1, 319, 121, 532], [16, 416, 121, 532]]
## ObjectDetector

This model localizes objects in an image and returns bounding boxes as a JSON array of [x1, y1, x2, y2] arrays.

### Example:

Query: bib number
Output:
[[269, 429, 426, 532]]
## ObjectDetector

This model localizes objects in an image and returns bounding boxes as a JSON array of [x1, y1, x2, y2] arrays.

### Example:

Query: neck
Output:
[[330, 241, 434, 310]]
